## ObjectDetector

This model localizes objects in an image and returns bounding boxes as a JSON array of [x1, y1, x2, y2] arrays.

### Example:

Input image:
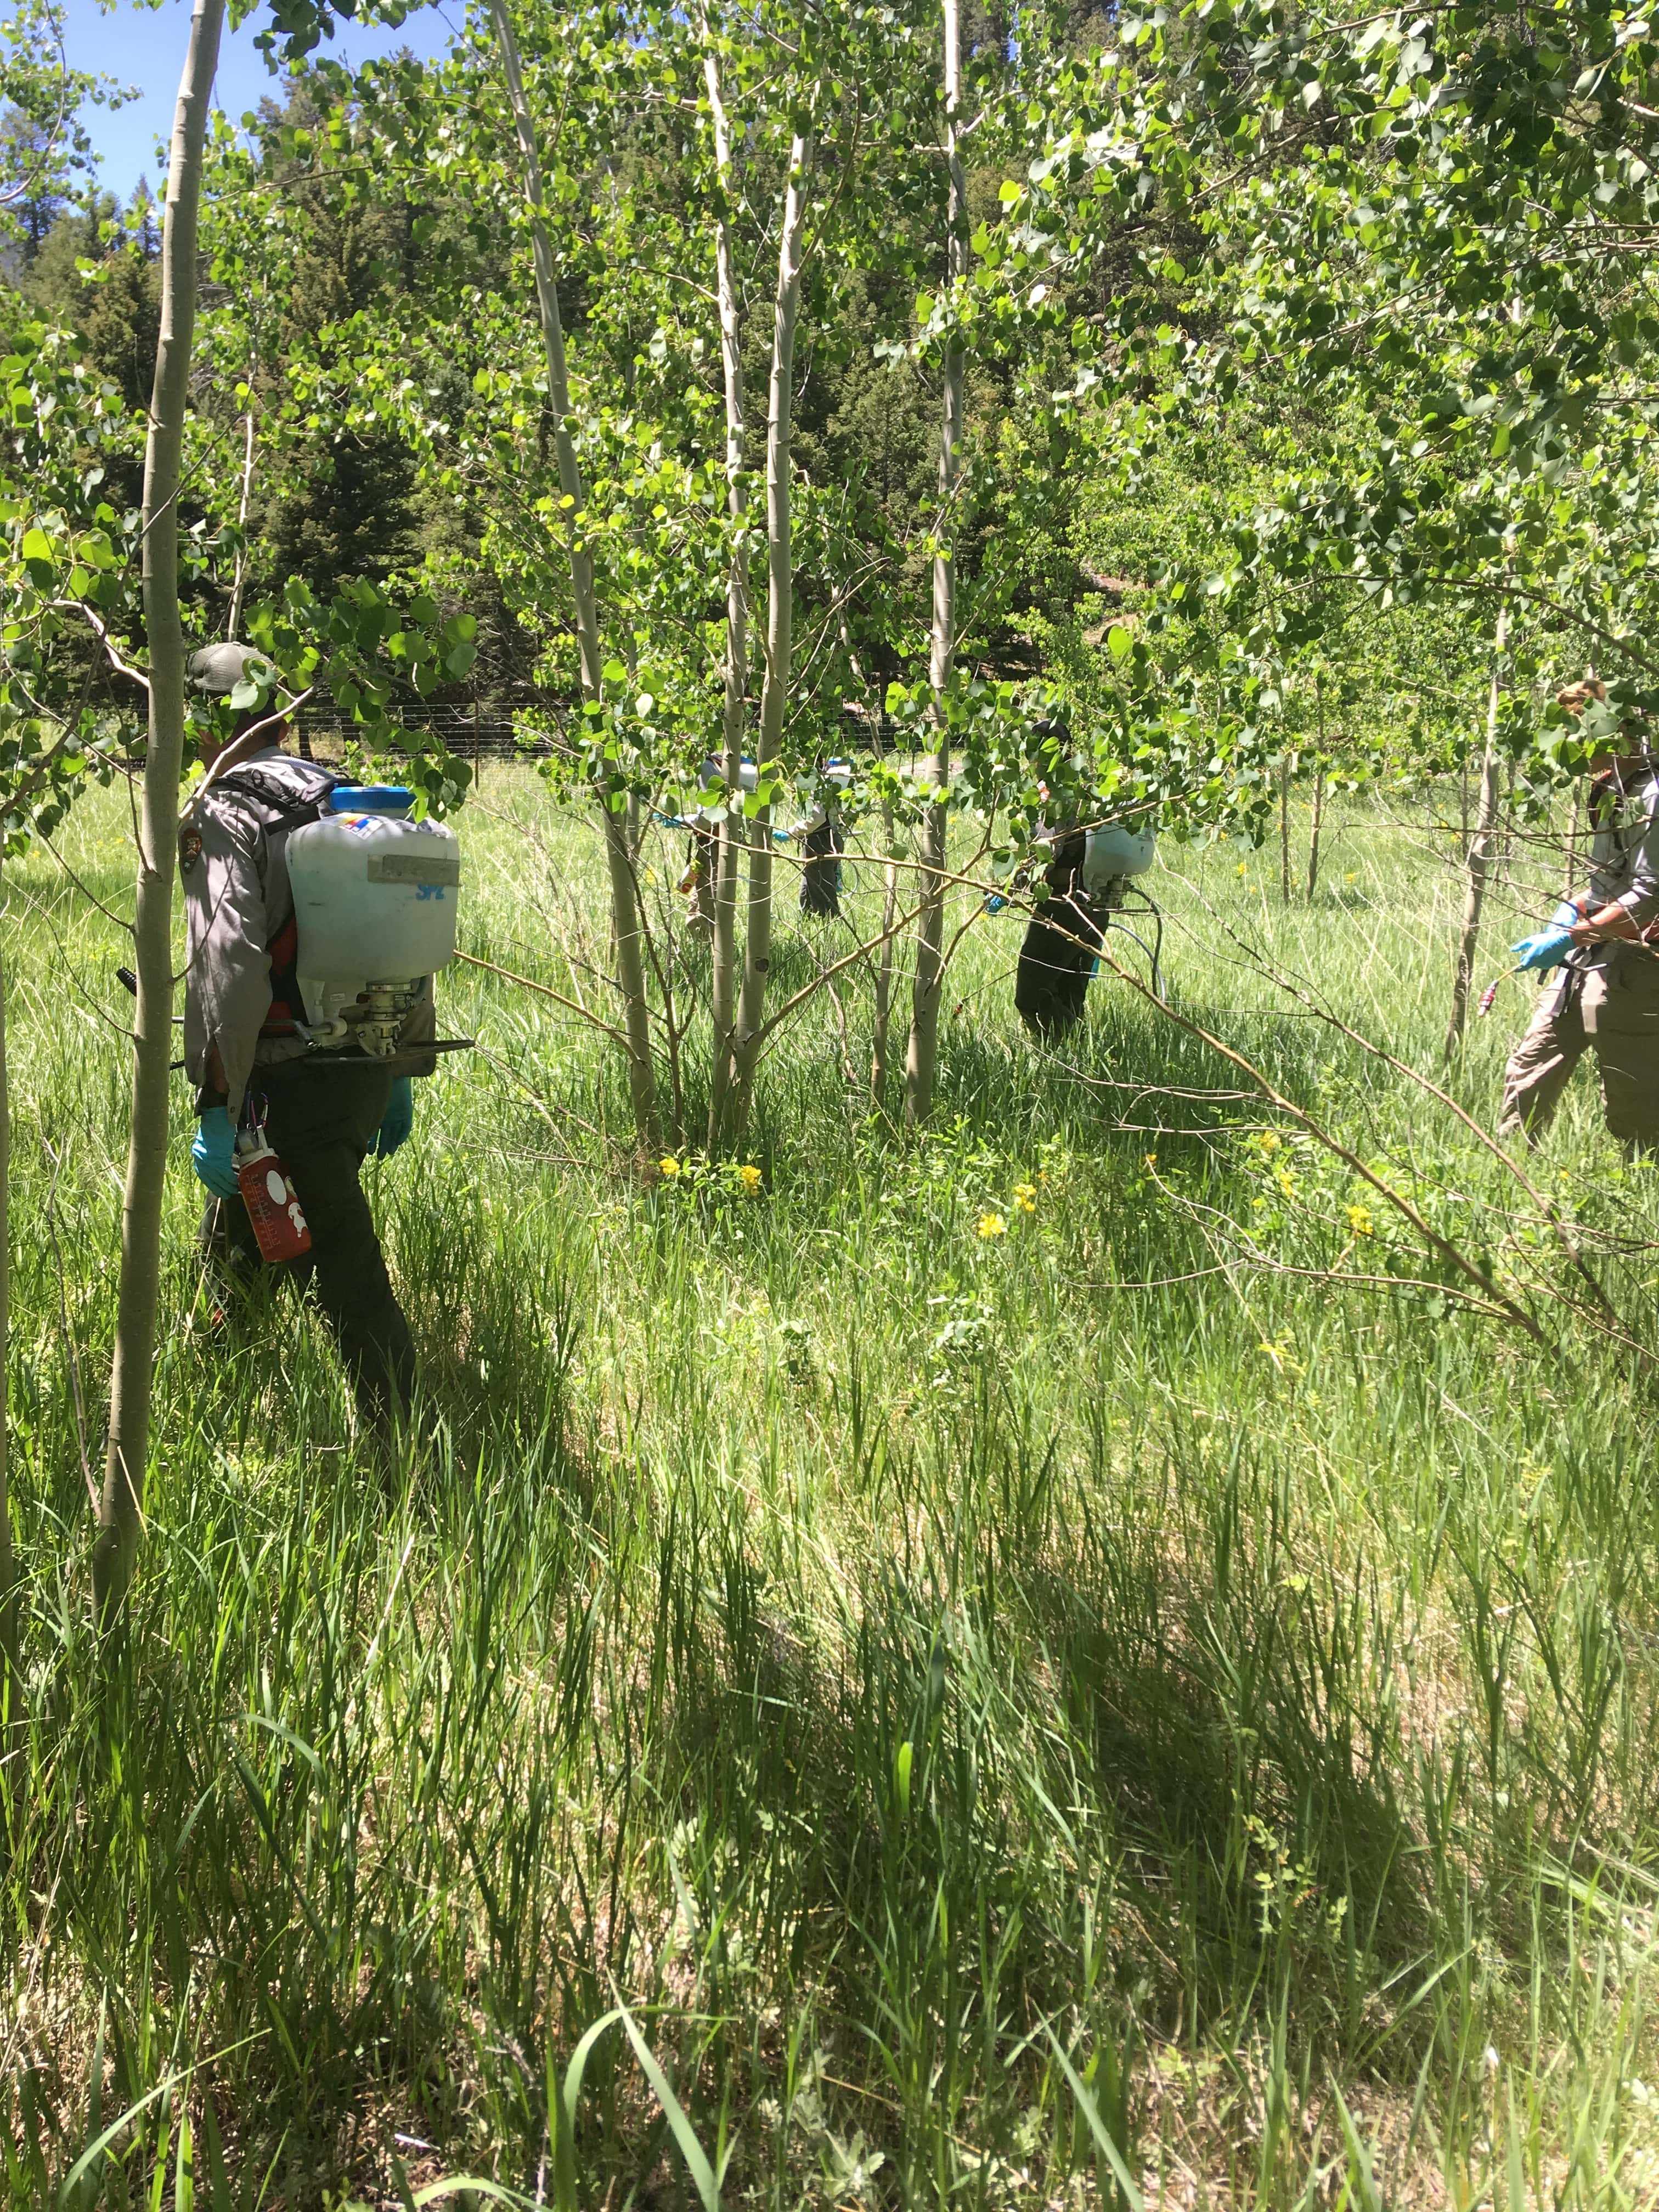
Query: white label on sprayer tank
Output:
[[368, 850, 461, 887]]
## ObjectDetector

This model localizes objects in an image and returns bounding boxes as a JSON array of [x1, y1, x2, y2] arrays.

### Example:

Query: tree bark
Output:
[[904, 0, 966, 1127], [489, 0, 658, 1148], [1444, 602, 1510, 1064], [727, 130, 812, 1144], [1307, 766, 1325, 904], [871, 802, 900, 1113], [92, 0, 225, 1625], [703, 29, 749, 1152], [1279, 754, 1292, 904], [225, 398, 256, 641]]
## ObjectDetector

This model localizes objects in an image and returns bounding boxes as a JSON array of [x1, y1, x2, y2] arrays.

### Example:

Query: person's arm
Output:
[[1569, 900, 1644, 946], [1570, 785, 1659, 946]]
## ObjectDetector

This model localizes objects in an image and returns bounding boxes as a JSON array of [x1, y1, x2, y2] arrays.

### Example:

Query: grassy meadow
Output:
[[5, 766, 1659, 2209]]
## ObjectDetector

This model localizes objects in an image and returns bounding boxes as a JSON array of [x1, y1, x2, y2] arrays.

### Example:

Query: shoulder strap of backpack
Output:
[[214, 763, 340, 839], [212, 764, 340, 1031]]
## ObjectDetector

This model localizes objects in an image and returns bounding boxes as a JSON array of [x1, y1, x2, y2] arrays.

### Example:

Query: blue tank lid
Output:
[[330, 785, 414, 814]]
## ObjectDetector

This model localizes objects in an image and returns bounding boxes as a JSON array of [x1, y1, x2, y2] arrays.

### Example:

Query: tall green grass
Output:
[[4, 773, 1658, 2208]]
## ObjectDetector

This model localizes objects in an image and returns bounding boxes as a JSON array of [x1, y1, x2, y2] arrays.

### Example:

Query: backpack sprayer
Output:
[[1000, 811, 1166, 1029], [232, 784, 463, 1258], [1080, 820, 1159, 899], [283, 786, 462, 1058]]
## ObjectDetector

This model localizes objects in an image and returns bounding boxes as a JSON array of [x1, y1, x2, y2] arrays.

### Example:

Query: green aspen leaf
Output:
[[1108, 625, 1133, 662], [19, 527, 52, 563]]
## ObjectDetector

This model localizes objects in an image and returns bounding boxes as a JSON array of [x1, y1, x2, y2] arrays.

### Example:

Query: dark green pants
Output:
[[207, 1059, 417, 1425]]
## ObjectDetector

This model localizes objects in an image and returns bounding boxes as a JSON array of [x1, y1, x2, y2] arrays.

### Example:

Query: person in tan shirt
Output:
[[1500, 682, 1659, 1157]]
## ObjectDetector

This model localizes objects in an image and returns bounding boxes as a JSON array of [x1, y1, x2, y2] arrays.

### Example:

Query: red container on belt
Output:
[[236, 1138, 312, 1263]]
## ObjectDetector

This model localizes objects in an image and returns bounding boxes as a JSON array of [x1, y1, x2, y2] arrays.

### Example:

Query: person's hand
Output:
[[369, 1075, 414, 1158], [191, 1105, 240, 1198], [1550, 899, 1584, 930], [1511, 928, 1575, 974]]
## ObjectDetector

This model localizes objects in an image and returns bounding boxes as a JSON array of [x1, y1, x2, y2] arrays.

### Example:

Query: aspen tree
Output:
[[727, 129, 812, 1143], [93, 0, 227, 1622], [1445, 603, 1510, 1064], [702, 22, 751, 1152], [904, 0, 966, 1127], [488, 0, 659, 1149]]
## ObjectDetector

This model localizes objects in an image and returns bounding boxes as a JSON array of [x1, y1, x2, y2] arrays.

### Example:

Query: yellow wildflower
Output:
[[1346, 1204, 1373, 1236], [1276, 1168, 1295, 1199], [738, 1163, 763, 1195], [977, 1212, 1007, 1240], [658, 1156, 681, 1180], [1013, 1182, 1037, 1214], [1237, 861, 1248, 877], [1255, 1130, 1281, 1153]]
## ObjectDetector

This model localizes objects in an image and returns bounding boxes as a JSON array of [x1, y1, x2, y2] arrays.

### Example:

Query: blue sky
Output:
[[57, 0, 461, 203]]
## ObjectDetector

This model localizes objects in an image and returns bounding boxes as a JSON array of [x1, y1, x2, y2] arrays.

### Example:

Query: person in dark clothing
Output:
[[206, 1060, 419, 1420], [798, 811, 844, 917], [182, 643, 427, 1429], [1014, 825, 1102, 1037]]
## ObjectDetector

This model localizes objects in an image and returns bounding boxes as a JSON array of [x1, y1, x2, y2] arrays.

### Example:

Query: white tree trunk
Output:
[[93, 0, 226, 1623], [1307, 767, 1325, 903], [704, 29, 749, 1151], [225, 399, 256, 640], [1279, 754, 1292, 904], [489, 0, 658, 1148], [871, 802, 900, 1113], [728, 131, 812, 1142], [904, 0, 966, 1127], [1445, 601, 1510, 1062]]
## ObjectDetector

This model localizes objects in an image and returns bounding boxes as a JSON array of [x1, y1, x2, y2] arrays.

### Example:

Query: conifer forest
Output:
[[8, 0, 1659, 2200]]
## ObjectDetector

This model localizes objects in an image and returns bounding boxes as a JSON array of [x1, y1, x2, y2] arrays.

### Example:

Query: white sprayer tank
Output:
[[1082, 821, 1156, 895], [285, 789, 460, 1052]]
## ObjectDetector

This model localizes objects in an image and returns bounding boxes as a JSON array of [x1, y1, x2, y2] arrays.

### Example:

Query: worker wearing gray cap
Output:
[[182, 643, 425, 1432]]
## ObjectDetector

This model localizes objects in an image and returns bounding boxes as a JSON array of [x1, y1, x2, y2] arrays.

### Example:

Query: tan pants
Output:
[[1499, 947, 1659, 1155]]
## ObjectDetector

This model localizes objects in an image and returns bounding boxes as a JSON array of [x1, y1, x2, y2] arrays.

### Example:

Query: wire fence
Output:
[[295, 699, 909, 763]]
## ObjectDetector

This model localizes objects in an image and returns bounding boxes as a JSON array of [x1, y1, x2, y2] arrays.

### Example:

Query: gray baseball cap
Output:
[[188, 642, 278, 695]]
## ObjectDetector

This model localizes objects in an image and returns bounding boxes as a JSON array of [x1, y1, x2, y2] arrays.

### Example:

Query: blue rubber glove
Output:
[[1511, 928, 1575, 974], [1550, 899, 1583, 930], [191, 1105, 240, 1199], [369, 1075, 414, 1158]]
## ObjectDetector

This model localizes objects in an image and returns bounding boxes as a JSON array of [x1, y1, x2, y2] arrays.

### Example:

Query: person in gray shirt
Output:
[[182, 644, 425, 1430], [1500, 681, 1659, 1156]]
